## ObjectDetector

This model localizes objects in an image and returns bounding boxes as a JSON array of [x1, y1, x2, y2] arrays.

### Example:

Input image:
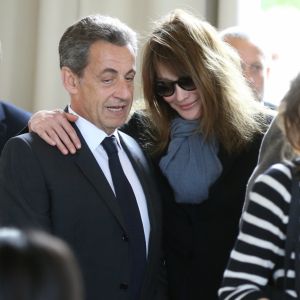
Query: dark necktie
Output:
[[102, 136, 146, 299]]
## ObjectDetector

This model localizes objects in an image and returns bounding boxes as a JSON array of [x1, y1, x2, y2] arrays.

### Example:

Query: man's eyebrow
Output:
[[100, 68, 118, 75], [99, 68, 136, 76], [126, 69, 136, 76]]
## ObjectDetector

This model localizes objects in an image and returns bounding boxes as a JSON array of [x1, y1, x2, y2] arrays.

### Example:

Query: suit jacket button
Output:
[[120, 283, 128, 290], [122, 234, 129, 241]]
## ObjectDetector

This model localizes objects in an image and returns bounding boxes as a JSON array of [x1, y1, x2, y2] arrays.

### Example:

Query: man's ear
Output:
[[61, 67, 80, 94]]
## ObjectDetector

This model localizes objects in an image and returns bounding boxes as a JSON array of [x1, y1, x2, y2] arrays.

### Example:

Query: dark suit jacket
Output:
[[0, 126, 166, 300], [0, 100, 31, 154]]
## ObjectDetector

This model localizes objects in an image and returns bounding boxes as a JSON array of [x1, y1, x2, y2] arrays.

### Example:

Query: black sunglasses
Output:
[[155, 76, 196, 97]]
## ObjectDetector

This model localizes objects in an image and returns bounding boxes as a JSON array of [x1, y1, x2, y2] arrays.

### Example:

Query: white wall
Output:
[[0, 0, 39, 110], [218, 0, 261, 30], [0, 0, 222, 112]]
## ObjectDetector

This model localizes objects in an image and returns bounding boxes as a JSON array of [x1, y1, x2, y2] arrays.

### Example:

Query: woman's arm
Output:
[[28, 109, 81, 154]]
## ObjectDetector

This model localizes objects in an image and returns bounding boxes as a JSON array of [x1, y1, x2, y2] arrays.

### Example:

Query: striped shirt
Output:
[[218, 162, 298, 299]]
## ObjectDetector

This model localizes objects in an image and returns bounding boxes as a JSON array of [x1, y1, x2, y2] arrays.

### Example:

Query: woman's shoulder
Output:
[[252, 109, 276, 138], [120, 110, 155, 151], [248, 161, 294, 214], [120, 110, 149, 138], [242, 111, 276, 154], [260, 161, 293, 177], [254, 161, 294, 191]]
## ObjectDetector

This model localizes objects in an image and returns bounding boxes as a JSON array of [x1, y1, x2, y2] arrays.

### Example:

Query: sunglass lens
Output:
[[178, 77, 196, 91], [155, 81, 174, 97]]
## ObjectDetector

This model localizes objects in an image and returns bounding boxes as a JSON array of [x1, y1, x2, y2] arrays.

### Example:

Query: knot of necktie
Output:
[[102, 136, 118, 156]]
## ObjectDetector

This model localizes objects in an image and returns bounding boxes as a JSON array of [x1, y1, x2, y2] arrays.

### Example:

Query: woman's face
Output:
[[155, 64, 202, 120]]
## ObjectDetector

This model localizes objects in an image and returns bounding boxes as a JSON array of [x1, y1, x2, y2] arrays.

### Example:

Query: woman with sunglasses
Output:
[[123, 10, 272, 300], [27, 9, 272, 299]]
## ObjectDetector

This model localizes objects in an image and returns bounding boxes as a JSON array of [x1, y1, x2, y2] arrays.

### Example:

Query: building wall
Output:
[[0, 0, 232, 112]]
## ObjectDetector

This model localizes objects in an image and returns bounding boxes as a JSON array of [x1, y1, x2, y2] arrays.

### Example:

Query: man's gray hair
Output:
[[59, 14, 138, 76], [219, 26, 271, 59]]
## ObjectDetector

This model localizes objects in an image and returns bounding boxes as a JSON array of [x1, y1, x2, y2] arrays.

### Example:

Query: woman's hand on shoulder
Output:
[[28, 109, 81, 155]]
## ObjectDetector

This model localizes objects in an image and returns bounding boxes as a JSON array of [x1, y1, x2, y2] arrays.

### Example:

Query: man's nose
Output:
[[114, 79, 133, 99]]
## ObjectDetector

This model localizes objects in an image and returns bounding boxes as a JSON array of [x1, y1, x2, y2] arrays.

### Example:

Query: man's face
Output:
[[225, 37, 269, 102], [70, 41, 136, 134]]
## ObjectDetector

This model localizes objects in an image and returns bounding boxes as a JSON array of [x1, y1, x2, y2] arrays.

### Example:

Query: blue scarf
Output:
[[159, 117, 222, 204]]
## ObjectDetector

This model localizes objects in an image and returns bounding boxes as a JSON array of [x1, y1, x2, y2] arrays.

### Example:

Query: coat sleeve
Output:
[[0, 135, 51, 230]]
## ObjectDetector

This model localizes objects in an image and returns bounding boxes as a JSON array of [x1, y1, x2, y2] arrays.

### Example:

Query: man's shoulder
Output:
[[4, 132, 57, 155], [4, 132, 41, 149]]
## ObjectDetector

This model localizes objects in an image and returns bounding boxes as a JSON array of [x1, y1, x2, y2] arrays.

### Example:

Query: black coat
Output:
[[122, 111, 267, 300]]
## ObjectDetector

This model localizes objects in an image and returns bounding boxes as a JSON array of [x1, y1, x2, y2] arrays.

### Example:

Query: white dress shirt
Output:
[[69, 106, 150, 253]]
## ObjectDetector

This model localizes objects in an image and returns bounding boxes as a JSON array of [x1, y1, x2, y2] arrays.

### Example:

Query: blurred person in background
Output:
[[0, 228, 83, 300], [220, 26, 276, 109]]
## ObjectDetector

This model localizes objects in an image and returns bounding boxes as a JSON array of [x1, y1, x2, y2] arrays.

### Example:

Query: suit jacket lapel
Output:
[[72, 124, 127, 231]]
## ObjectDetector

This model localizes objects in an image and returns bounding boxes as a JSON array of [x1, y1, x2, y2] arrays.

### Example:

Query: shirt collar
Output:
[[68, 105, 121, 151]]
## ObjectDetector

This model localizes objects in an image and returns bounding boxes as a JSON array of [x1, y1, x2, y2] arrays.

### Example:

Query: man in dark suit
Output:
[[0, 15, 166, 300], [0, 100, 31, 154]]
